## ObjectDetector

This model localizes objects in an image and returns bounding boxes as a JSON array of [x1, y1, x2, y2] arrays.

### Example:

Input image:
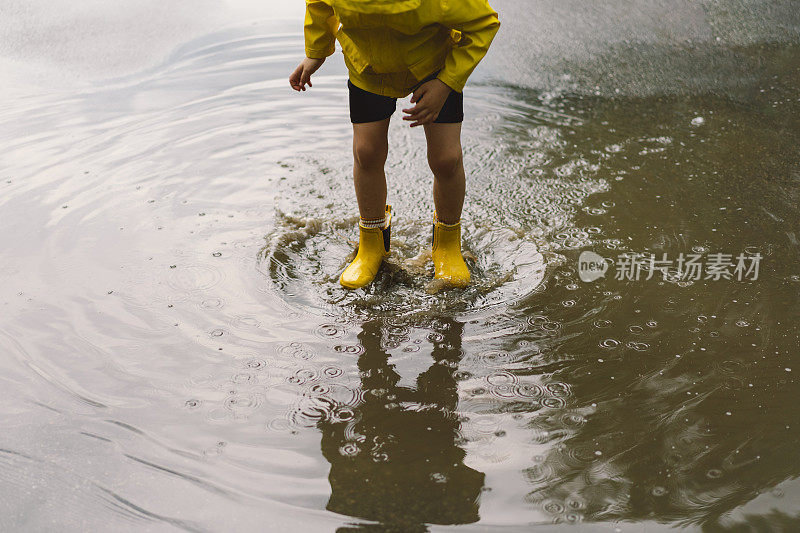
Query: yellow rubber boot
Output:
[[339, 205, 392, 289], [432, 213, 470, 287]]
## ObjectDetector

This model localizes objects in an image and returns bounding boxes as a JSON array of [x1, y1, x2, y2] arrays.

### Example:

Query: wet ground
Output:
[[2, 2, 800, 531]]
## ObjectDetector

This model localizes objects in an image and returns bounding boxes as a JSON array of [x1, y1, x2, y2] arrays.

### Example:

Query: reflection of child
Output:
[[318, 319, 485, 525], [290, 0, 500, 289]]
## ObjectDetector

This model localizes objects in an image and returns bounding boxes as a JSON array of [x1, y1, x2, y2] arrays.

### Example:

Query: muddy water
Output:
[[2, 4, 800, 532]]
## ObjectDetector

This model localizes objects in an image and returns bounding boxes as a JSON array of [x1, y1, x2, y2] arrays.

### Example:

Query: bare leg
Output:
[[352, 118, 390, 220], [423, 122, 465, 224]]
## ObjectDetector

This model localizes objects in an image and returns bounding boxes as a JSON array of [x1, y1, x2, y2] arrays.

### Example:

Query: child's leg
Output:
[[424, 122, 470, 286], [423, 123, 465, 225], [352, 118, 391, 221], [340, 118, 391, 289]]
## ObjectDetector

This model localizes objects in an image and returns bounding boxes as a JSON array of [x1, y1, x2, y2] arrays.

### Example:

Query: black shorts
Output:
[[348, 76, 464, 124]]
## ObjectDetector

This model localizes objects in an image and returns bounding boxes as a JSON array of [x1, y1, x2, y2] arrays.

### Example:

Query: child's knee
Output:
[[353, 138, 388, 170], [428, 148, 463, 178]]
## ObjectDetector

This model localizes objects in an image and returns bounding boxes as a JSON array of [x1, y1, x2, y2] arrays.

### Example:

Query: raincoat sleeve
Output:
[[437, 0, 500, 93], [304, 0, 339, 59]]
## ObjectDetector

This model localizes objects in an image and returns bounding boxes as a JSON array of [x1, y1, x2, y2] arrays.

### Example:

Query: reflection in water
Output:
[[319, 318, 484, 530]]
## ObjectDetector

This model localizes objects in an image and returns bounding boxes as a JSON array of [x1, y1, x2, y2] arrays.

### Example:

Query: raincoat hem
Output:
[[306, 47, 335, 59]]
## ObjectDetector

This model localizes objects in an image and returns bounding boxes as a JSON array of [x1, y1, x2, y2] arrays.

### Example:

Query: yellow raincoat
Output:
[[304, 0, 500, 98]]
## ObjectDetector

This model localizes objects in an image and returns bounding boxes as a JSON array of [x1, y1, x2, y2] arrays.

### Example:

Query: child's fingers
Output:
[[422, 112, 437, 125], [300, 71, 311, 90], [402, 102, 428, 116], [405, 93, 438, 125], [411, 87, 428, 104], [410, 116, 428, 127], [404, 111, 431, 126], [289, 65, 303, 89]]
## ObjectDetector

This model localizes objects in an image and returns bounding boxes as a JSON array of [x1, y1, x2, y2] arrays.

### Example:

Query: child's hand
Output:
[[289, 58, 325, 91], [402, 79, 452, 127]]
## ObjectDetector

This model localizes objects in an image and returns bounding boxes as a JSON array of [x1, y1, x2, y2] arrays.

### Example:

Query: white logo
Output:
[[576, 250, 761, 282], [578, 251, 608, 282]]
